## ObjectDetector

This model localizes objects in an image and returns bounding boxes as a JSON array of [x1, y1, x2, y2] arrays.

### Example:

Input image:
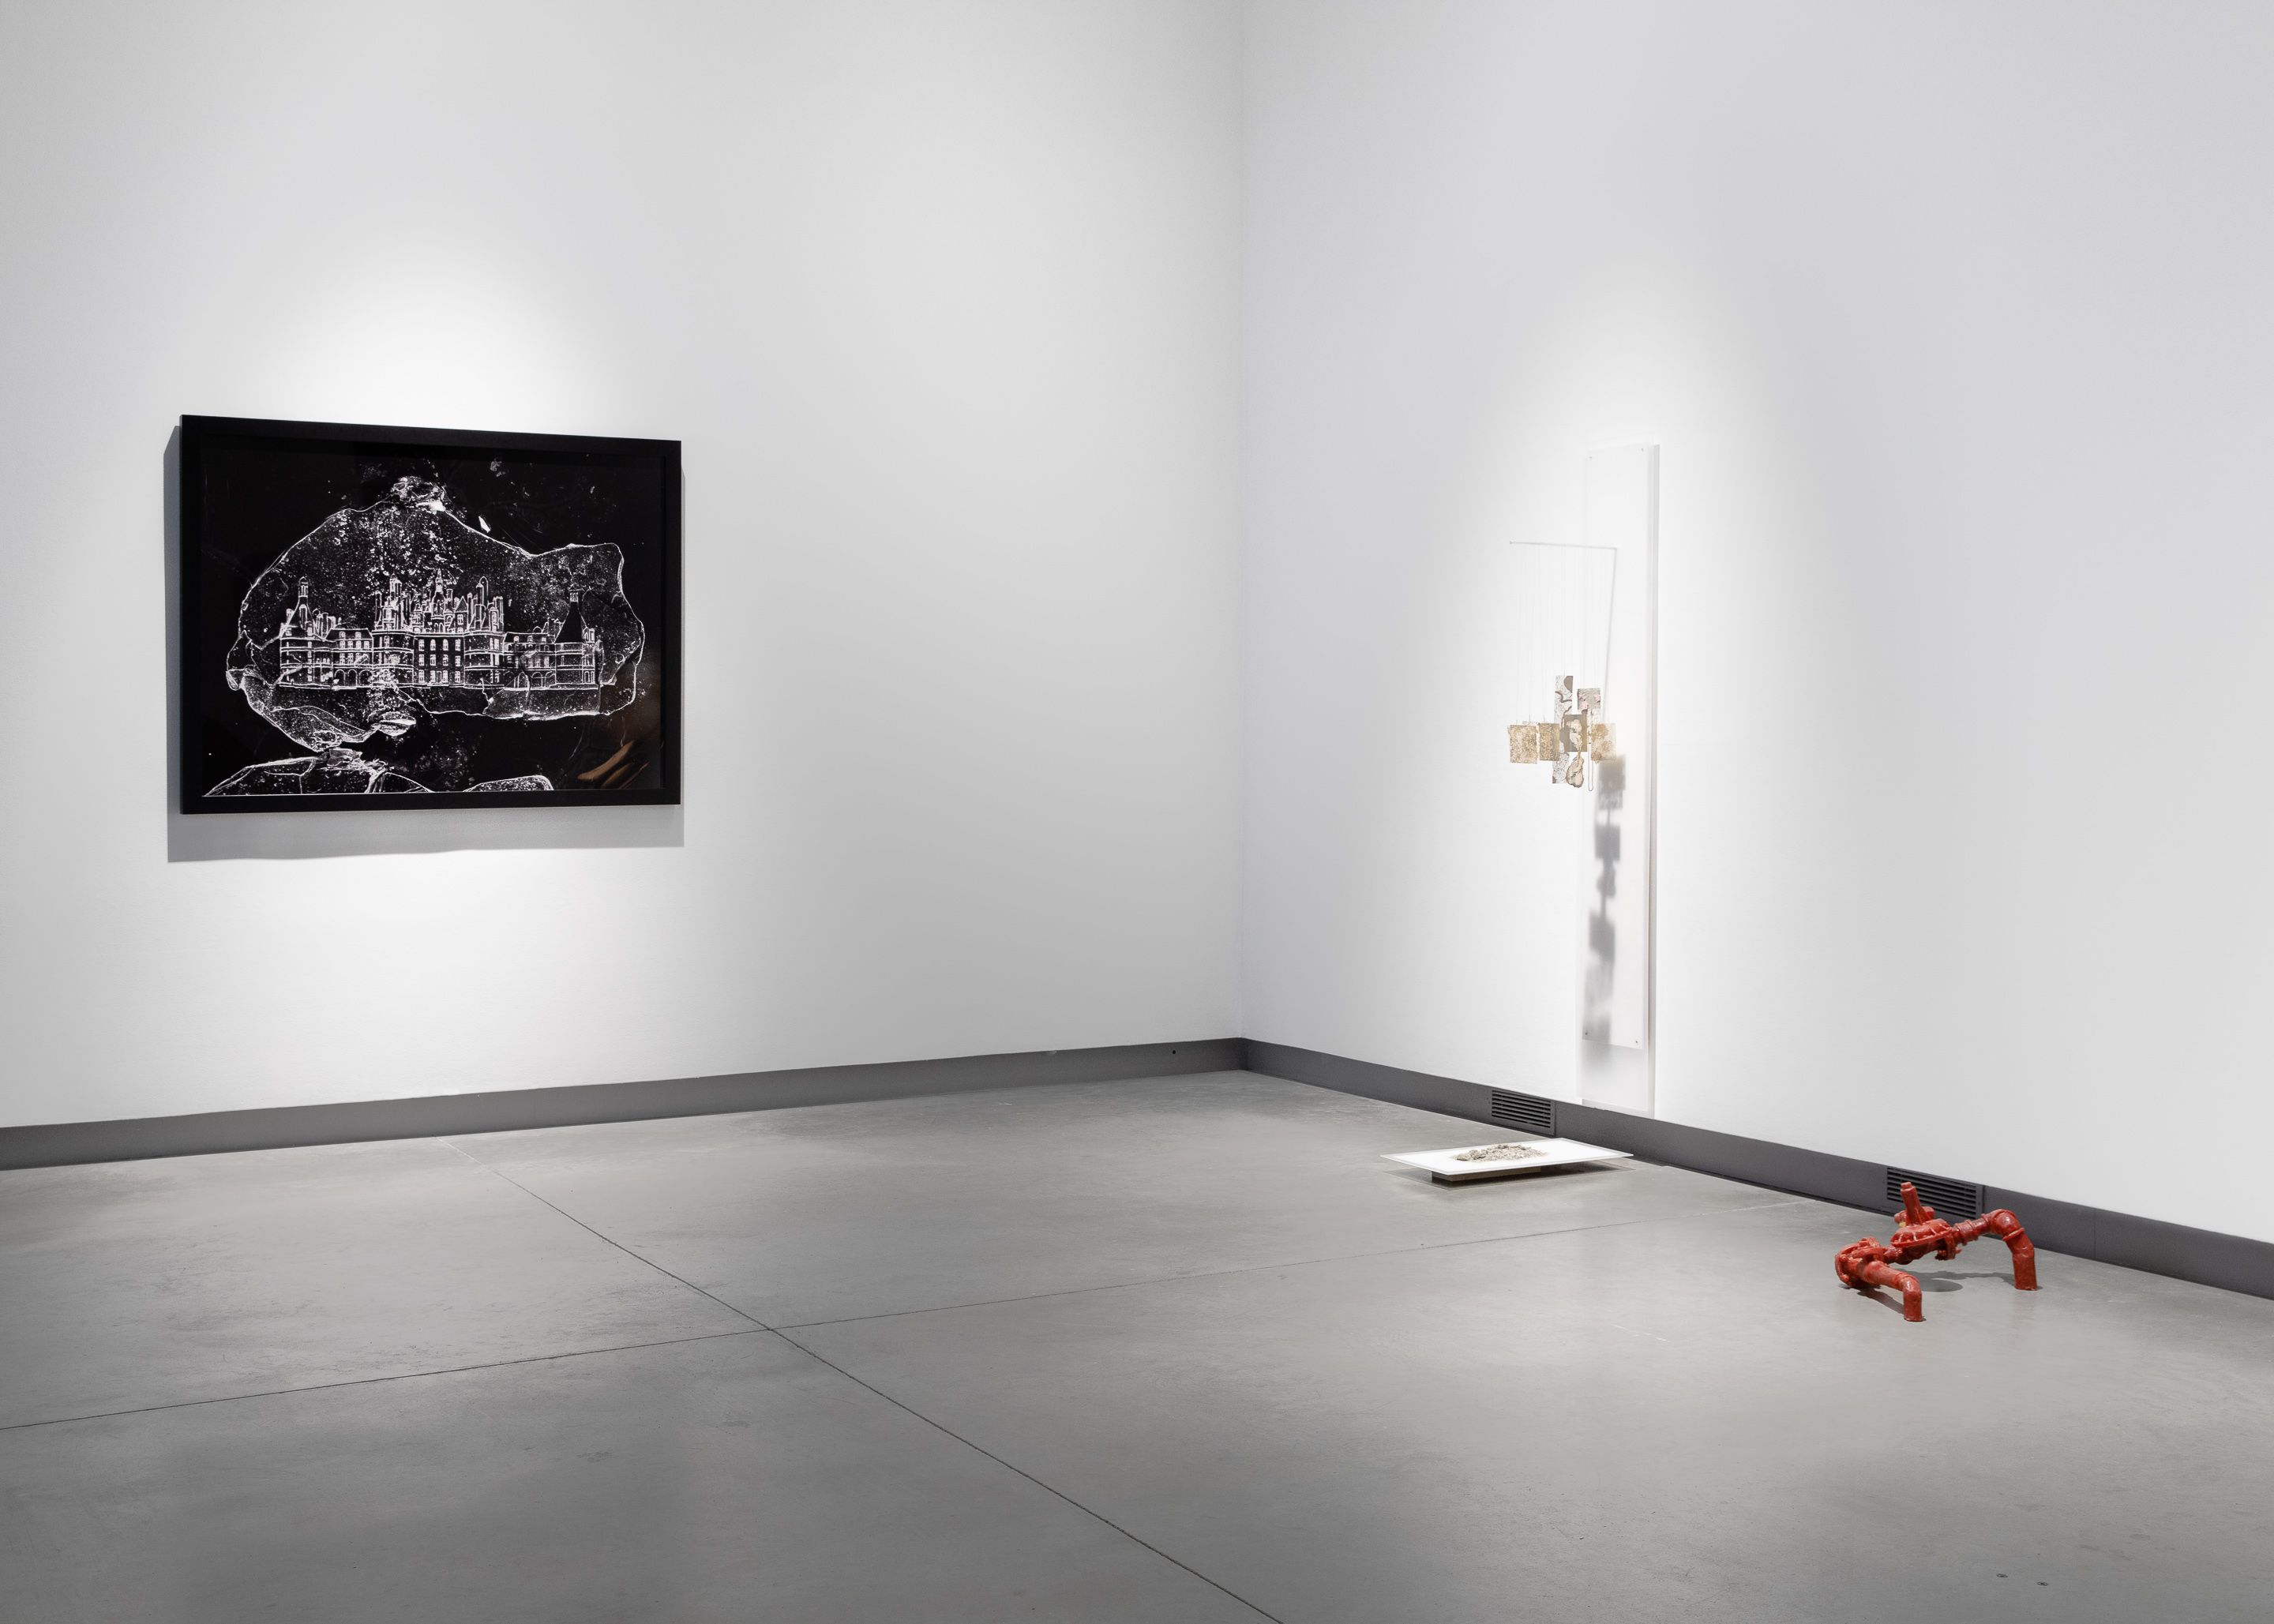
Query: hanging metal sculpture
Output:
[[1834, 1182, 2039, 1322]]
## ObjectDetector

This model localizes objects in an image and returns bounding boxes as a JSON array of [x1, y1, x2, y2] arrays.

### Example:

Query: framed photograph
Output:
[[178, 415, 680, 813]]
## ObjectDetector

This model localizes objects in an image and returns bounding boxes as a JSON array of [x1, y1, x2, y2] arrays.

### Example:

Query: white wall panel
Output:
[[0, 0, 1242, 1124], [1242, 0, 2274, 1242]]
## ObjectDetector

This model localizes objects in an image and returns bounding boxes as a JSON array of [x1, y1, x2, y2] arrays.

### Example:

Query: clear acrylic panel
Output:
[[1508, 445, 1657, 1114]]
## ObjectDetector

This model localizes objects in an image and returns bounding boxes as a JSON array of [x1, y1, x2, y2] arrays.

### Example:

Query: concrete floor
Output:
[[4, 1073, 2271, 1622]]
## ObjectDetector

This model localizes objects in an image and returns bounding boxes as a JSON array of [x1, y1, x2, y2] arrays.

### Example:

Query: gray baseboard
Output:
[[1244, 1039, 2274, 1305], [13, 1033, 2269, 1307], [0, 1039, 1245, 1172]]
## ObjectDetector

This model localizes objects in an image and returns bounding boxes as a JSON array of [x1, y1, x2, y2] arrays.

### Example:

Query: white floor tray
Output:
[[1383, 1137, 1633, 1183]]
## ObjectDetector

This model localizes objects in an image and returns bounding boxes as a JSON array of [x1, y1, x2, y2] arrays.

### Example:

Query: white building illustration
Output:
[[276, 574, 602, 692]]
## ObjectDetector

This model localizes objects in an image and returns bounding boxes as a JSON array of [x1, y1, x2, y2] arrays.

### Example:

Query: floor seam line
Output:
[[774, 1195, 1816, 1330], [767, 1326, 1289, 1624], [439, 1138, 772, 1330], [0, 1327, 771, 1435]]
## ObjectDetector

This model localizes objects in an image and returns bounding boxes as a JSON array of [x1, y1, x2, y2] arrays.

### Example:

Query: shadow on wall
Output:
[[1580, 756, 1623, 1042], [163, 429, 685, 863]]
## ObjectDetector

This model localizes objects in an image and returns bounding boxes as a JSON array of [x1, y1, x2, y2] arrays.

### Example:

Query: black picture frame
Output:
[[178, 415, 681, 815]]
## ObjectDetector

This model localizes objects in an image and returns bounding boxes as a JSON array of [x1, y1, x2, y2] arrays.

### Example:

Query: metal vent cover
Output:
[[1488, 1090, 1554, 1136], [1885, 1168, 1983, 1222]]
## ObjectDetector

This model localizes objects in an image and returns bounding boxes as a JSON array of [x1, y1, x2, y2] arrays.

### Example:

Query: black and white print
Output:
[[178, 418, 681, 812]]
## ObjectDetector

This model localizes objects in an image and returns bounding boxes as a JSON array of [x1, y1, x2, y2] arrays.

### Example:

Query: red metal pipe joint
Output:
[[1834, 1183, 2039, 1322]]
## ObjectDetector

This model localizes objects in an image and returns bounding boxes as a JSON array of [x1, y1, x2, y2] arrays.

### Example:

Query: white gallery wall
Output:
[[0, 0, 1242, 1126], [10, 0, 2271, 1250], [1243, 0, 2274, 1242]]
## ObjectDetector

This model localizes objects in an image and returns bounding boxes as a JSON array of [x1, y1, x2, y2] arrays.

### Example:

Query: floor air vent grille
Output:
[[1488, 1090, 1554, 1135], [1885, 1168, 1983, 1222]]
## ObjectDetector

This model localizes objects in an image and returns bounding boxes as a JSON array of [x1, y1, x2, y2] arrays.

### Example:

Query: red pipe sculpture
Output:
[[1834, 1182, 2038, 1323]]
